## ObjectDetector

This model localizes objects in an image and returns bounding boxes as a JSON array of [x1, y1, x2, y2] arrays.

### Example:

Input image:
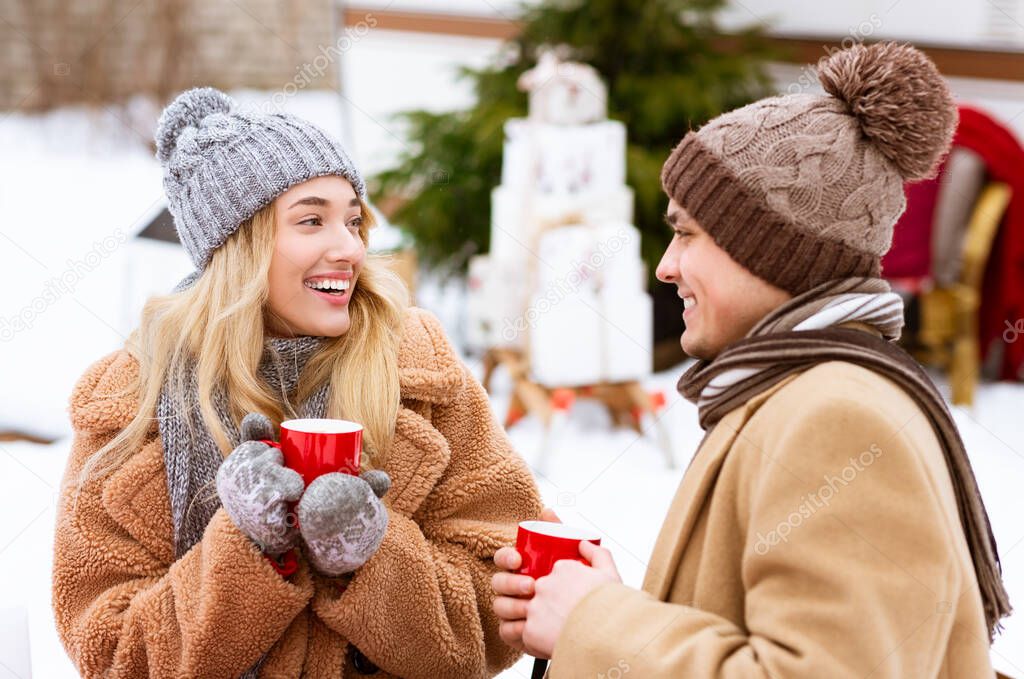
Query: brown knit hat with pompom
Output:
[[660, 42, 957, 294]]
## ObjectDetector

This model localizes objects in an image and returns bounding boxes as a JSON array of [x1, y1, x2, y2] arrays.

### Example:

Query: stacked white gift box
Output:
[[467, 52, 653, 387]]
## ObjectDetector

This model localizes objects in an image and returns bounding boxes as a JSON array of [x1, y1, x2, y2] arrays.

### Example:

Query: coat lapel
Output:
[[642, 409, 743, 599], [385, 311, 465, 517], [385, 407, 451, 517], [101, 435, 175, 564], [642, 373, 803, 600]]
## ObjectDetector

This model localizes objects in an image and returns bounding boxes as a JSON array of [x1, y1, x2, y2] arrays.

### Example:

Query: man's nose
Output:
[[655, 247, 677, 284]]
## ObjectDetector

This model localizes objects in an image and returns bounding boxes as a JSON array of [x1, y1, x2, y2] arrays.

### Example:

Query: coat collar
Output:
[[396, 308, 465, 406], [69, 350, 144, 434]]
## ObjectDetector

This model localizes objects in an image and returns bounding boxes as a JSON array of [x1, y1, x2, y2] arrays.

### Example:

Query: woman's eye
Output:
[[347, 218, 363, 231], [299, 216, 322, 226]]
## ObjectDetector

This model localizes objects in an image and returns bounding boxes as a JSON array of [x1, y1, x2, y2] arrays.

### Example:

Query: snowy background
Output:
[[2, 24, 1024, 679]]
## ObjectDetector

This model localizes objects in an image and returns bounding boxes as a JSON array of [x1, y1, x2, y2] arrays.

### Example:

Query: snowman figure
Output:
[[518, 50, 607, 125]]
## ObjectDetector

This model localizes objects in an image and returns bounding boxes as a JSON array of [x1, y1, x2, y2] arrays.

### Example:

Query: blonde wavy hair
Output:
[[78, 197, 409, 487]]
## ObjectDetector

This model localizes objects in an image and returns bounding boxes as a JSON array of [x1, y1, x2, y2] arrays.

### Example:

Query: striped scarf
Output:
[[677, 277, 1010, 638]]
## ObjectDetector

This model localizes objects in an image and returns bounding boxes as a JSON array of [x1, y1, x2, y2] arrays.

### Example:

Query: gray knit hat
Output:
[[156, 87, 365, 272], [661, 42, 957, 295]]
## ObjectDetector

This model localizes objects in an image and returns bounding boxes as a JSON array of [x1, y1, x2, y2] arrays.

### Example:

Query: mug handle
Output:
[[259, 439, 282, 449]]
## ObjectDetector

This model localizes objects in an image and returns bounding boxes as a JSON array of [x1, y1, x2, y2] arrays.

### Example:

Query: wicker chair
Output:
[[917, 182, 1012, 405]]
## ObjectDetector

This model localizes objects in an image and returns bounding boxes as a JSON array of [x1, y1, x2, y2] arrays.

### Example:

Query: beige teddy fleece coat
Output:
[[53, 308, 543, 678]]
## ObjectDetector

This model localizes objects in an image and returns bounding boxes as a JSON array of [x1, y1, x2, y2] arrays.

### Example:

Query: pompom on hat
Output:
[[155, 87, 366, 273], [660, 42, 957, 294]]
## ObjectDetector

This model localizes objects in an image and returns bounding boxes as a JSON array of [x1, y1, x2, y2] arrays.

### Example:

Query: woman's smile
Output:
[[304, 272, 355, 306]]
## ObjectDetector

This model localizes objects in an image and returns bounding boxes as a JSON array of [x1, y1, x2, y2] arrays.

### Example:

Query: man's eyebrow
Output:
[[288, 196, 329, 209], [664, 212, 679, 227]]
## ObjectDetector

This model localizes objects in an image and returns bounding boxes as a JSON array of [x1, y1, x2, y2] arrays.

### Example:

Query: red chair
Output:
[[883, 106, 1024, 402]]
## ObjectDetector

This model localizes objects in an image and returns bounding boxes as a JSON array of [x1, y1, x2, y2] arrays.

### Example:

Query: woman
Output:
[[53, 87, 542, 678]]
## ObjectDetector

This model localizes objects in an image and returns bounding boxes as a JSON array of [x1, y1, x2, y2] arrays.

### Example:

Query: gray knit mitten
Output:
[[215, 413, 304, 556], [297, 469, 391, 576]]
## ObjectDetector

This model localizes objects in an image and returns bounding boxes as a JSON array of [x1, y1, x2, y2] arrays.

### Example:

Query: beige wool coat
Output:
[[550, 328, 995, 677], [53, 308, 543, 679]]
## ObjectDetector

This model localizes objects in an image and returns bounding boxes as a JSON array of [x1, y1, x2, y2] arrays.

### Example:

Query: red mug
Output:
[[261, 418, 362, 485], [515, 520, 602, 579]]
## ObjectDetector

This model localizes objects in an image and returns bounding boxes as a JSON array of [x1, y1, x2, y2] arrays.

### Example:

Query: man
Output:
[[491, 42, 1009, 677]]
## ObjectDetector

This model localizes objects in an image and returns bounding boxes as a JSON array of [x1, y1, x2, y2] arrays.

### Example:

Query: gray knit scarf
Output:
[[157, 335, 330, 560], [677, 276, 1011, 638]]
